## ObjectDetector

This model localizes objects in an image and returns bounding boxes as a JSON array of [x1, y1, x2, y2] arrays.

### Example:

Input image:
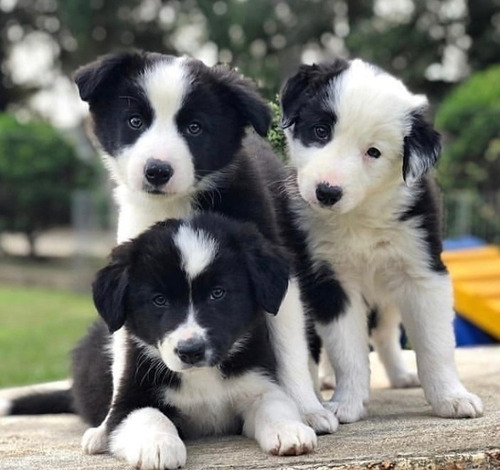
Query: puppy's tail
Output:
[[0, 382, 74, 416]]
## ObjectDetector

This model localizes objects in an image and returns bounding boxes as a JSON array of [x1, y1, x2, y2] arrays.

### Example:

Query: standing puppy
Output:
[[73, 51, 337, 437], [280, 59, 483, 423]]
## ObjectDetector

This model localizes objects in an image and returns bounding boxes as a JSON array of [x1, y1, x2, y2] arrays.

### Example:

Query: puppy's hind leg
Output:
[[370, 304, 420, 389], [267, 278, 339, 434]]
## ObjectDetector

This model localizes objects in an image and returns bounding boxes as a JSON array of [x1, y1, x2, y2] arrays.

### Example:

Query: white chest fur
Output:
[[162, 369, 274, 439], [115, 185, 194, 243]]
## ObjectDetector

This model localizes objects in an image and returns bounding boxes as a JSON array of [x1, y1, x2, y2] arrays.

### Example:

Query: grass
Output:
[[0, 285, 95, 387]]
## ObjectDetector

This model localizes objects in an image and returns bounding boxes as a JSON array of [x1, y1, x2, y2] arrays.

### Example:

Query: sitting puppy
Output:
[[8, 214, 316, 470], [280, 58, 483, 422]]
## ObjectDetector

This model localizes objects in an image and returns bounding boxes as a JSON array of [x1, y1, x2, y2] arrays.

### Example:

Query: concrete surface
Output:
[[1, 348, 499, 470]]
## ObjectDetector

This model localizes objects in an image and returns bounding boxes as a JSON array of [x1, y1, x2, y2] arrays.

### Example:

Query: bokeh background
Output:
[[0, 0, 499, 386]]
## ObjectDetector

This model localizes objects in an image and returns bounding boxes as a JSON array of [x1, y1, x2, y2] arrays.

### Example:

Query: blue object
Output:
[[443, 236, 486, 251], [454, 314, 496, 346]]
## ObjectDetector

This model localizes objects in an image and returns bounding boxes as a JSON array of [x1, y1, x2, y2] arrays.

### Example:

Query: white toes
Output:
[[432, 392, 483, 419], [259, 421, 317, 456], [82, 425, 108, 454], [389, 371, 420, 389], [302, 407, 339, 434], [0, 398, 12, 416], [110, 408, 187, 470], [324, 398, 367, 423]]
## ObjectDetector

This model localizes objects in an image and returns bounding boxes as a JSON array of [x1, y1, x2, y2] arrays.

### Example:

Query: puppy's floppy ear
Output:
[[92, 242, 133, 333], [213, 66, 272, 137], [403, 110, 441, 185], [281, 59, 350, 128], [240, 227, 290, 315], [74, 51, 144, 104], [280, 64, 316, 129]]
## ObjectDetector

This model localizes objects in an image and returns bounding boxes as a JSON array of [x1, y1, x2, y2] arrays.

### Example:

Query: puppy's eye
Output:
[[366, 147, 381, 159], [313, 125, 331, 141], [186, 121, 202, 136], [152, 295, 168, 307], [128, 115, 143, 130], [209, 287, 225, 301]]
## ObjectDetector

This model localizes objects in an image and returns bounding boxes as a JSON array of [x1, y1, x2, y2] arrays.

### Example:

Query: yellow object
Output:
[[442, 246, 500, 340]]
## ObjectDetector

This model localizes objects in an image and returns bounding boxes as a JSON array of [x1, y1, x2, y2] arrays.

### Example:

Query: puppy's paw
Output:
[[302, 407, 338, 434], [389, 371, 420, 389], [82, 425, 108, 454], [110, 408, 187, 470], [259, 421, 317, 456], [431, 391, 483, 419], [0, 398, 12, 416], [324, 398, 366, 423]]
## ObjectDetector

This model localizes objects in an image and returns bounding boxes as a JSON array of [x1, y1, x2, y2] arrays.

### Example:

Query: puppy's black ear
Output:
[[281, 59, 349, 128], [213, 66, 272, 136], [280, 64, 316, 128], [74, 51, 144, 104], [241, 228, 290, 315], [403, 111, 441, 185], [92, 242, 132, 333]]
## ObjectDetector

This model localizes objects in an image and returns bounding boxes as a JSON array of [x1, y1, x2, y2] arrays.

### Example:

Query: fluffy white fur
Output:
[[174, 226, 218, 280]]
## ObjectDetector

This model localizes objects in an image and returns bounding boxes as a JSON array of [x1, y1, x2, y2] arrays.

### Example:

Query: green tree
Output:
[[436, 65, 500, 192], [0, 114, 93, 257]]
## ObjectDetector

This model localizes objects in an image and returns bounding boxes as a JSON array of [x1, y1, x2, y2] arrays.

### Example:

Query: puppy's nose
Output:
[[315, 183, 343, 207], [175, 338, 206, 365], [144, 159, 173, 186]]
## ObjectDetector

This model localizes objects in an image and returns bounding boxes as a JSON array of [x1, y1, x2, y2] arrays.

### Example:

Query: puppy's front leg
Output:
[[318, 289, 370, 423], [241, 387, 317, 456], [267, 278, 339, 434], [396, 274, 483, 418], [109, 407, 186, 470]]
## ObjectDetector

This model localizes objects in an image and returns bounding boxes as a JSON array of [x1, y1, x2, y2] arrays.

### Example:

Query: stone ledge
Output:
[[1, 347, 499, 470]]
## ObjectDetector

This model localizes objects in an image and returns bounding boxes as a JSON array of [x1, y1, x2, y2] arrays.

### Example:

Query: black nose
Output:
[[175, 338, 206, 365], [315, 183, 343, 206], [144, 159, 173, 186]]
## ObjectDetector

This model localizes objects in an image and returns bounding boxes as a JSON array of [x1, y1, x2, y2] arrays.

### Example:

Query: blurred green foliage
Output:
[[267, 99, 287, 160], [436, 66, 500, 192], [0, 114, 94, 256]]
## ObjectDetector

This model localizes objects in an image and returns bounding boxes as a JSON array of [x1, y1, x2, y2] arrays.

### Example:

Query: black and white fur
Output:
[[72, 51, 337, 435], [12, 215, 317, 469], [280, 58, 483, 423]]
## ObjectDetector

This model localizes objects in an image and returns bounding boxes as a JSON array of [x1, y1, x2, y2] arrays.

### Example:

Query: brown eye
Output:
[[366, 147, 381, 159], [187, 121, 202, 135], [128, 115, 143, 130], [152, 294, 168, 307], [313, 125, 331, 141], [209, 287, 225, 301]]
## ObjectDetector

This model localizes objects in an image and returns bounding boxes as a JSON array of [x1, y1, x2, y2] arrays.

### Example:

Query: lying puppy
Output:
[[72, 51, 336, 435], [6, 214, 317, 470], [280, 58, 483, 422]]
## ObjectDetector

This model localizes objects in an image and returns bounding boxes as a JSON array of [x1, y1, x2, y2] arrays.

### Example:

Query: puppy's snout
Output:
[[144, 159, 173, 187], [175, 338, 206, 365], [315, 183, 343, 207]]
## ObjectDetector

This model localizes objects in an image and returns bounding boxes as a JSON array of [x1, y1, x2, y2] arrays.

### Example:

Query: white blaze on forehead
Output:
[[141, 57, 191, 121], [174, 225, 218, 279]]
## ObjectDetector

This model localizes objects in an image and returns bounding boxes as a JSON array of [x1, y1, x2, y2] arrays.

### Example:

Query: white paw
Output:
[[431, 391, 483, 419], [302, 407, 338, 434], [110, 408, 186, 470], [389, 371, 420, 389], [82, 425, 108, 454], [324, 398, 366, 423], [258, 421, 317, 456]]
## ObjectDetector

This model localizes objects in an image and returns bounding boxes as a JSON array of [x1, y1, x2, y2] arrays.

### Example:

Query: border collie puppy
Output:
[[72, 51, 337, 435], [280, 59, 483, 423], [9, 215, 317, 470]]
